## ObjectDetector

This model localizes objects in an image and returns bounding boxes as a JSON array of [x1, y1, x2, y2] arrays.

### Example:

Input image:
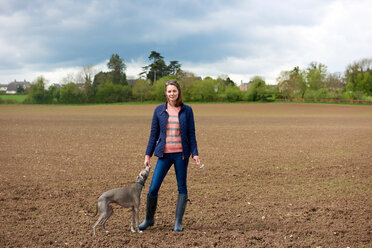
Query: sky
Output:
[[1, 0, 371, 86]]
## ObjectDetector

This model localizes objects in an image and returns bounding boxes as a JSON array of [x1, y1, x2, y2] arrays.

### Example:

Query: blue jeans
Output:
[[148, 152, 189, 197]]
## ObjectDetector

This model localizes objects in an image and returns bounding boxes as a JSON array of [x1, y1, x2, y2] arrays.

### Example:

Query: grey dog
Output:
[[87, 166, 150, 235]]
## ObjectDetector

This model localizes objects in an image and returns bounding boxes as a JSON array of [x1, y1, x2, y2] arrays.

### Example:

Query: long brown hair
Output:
[[165, 80, 183, 107]]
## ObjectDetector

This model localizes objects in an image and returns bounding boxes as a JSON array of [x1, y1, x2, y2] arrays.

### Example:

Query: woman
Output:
[[139, 80, 200, 232]]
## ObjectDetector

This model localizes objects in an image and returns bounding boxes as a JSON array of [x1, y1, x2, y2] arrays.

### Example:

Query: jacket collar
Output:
[[160, 102, 167, 112], [161, 102, 185, 113]]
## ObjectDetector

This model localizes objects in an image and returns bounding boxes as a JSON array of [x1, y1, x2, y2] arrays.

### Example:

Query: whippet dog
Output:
[[87, 166, 150, 235]]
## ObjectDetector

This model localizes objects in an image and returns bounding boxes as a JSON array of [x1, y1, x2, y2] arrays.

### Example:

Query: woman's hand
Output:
[[193, 155, 201, 165], [144, 155, 151, 167]]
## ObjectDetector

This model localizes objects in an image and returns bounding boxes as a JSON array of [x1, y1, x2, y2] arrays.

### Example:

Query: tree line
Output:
[[276, 59, 372, 101], [23, 52, 372, 104]]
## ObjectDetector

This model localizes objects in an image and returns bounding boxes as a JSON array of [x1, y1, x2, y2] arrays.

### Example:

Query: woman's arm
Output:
[[145, 108, 160, 158], [144, 154, 151, 167], [192, 155, 200, 165], [187, 107, 199, 162]]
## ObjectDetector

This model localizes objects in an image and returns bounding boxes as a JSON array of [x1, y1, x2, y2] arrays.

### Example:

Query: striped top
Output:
[[164, 106, 183, 153]]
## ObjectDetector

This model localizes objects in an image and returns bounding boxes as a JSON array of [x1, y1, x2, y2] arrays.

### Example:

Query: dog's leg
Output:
[[134, 206, 142, 233], [93, 214, 105, 236], [102, 205, 113, 234], [131, 206, 136, 232], [93, 201, 104, 235]]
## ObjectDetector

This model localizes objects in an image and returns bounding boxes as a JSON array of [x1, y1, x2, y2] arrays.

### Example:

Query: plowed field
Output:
[[1, 103, 371, 247]]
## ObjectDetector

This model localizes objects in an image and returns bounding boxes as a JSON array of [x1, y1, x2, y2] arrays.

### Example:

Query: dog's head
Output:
[[137, 166, 150, 185]]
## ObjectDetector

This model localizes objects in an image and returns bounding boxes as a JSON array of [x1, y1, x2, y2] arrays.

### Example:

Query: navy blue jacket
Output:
[[145, 102, 199, 159]]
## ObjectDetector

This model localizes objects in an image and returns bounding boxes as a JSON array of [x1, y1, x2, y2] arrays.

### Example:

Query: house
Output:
[[6, 80, 30, 94], [0, 84, 7, 93], [239, 81, 249, 91], [50, 83, 61, 89]]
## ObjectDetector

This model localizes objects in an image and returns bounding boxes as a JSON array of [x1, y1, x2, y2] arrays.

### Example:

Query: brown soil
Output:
[[0, 103, 371, 247]]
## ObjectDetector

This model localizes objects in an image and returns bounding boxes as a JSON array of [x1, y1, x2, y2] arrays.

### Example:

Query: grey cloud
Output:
[[0, 0, 371, 84]]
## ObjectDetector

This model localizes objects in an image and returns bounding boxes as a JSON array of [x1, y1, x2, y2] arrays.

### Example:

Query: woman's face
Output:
[[166, 85, 179, 103]]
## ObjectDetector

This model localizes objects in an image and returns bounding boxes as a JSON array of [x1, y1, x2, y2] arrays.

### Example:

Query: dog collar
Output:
[[136, 179, 145, 186]]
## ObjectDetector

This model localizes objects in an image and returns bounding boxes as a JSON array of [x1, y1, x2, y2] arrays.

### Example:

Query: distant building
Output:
[[0, 84, 7, 92], [6, 80, 31, 94], [239, 81, 249, 91], [50, 83, 61, 88]]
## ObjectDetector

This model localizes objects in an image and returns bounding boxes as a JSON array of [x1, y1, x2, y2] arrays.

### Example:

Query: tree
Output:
[[225, 85, 242, 102], [149, 51, 163, 61], [218, 74, 235, 87], [120, 85, 132, 102], [26, 76, 48, 104], [140, 51, 180, 83], [120, 73, 127, 86], [47, 84, 60, 103], [107, 54, 126, 85], [167, 61, 181, 75], [176, 70, 198, 101], [75, 64, 96, 85], [92, 71, 112, 94], [150, 59, 168, 82], [324, 72, 345, 91], [16, 85, 25, 94], [95, 82, 131, 103], [345, 58, 372, 95], [291, 67, 307, 98], [189, 78, 217, 102], [224, 77, 235, 87], [132, 79, 151, 102], [62, 73, 75, 84], [355, 71, 372, 94], [277, 67, 306, 99], [306, 62, 327, 90], [59, 83, 86, 104], [140, 51, 164, 82], [145, 59, 167, 83], [77, 64, 96, 102], [245, 76, 267, 101]]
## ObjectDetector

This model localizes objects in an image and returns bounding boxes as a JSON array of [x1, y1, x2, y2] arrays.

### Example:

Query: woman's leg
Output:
[[148, 154, 173, 197], [139, 154, 172, 230], [173, 153, 189, 232], [173, 153, 189, 195]]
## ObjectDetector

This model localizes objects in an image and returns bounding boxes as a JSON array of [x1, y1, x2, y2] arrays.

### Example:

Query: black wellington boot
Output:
[[139, 195, 158, 231], [173, 194, 188, 232]]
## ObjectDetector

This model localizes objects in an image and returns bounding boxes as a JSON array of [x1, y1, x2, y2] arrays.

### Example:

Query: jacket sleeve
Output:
[[187, 107, 199, 157], [145, 107, 160, 156]]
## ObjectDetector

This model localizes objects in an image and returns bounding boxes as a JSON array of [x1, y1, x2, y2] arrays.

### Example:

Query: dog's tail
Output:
[[85, 203, 98, 217]]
